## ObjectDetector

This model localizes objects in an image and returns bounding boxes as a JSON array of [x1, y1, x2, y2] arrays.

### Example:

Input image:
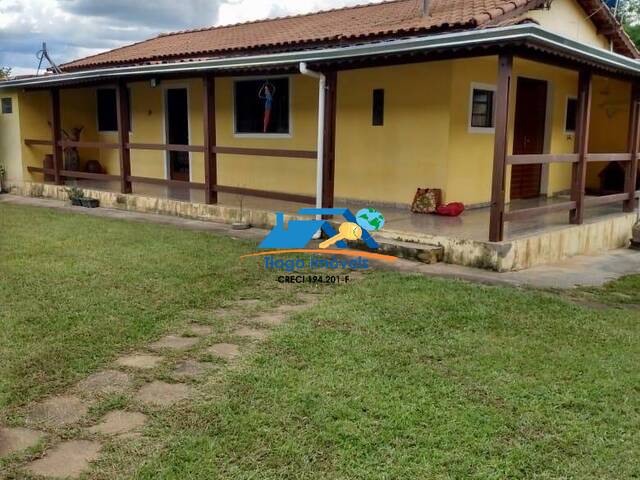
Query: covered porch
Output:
[[54, 177, 631, 243]]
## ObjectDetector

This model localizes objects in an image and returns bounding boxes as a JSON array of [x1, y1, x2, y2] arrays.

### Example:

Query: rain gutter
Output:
[[1, 24, 639, 90]]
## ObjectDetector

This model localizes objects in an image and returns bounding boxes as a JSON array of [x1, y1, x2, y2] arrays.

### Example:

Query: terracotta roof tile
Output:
[[60, 0, 638, 71]]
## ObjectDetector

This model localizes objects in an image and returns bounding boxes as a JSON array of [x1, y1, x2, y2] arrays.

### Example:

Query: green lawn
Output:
[[1, 203, 639, 479], [0, 202, 284, 408]]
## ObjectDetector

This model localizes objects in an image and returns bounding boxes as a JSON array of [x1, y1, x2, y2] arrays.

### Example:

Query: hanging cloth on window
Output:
[[259, 82, 275, 133]]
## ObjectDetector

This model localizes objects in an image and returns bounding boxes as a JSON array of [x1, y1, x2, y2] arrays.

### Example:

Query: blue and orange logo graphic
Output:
[[241, 208, 396, 262]]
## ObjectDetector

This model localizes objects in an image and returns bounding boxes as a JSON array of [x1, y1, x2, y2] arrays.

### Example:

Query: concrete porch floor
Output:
[[72, 179, 628, 242]]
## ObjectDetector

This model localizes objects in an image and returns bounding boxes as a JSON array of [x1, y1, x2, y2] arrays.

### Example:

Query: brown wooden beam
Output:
[[504, 201, 577, 222], [586, 153, 632, 162], [586, 192, 631, 207], [506, 153, 579, 165], [203, 74, 217, 204], [212, 146, 316, 159], [116, 80, 132, 194], [213, 185, 315, 205], [489, 53, 513, 242], [60, 140, 120, 149], [127, 143, 205, 153], [49, 88, 63, 185], [322, 70, 338, 209], [570, 70, 593, 225], [127, 176, 205, 189], [25, 139, 54, 146], [624, 84, 640, 212], [28, 166, 120, 182]]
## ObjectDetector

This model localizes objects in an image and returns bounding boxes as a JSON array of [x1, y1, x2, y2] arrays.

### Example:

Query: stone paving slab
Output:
[[207, 343, 240, 360], [189, 324, 214, 336], [235, 299, 261, 308], [276, 304, 308, 314], [0, 427, 45, 458], [234, 326, 269, 340], [88, 411, 147, 436], [23, 440, 101, 479], [172, 360, 211, 379], [149, 335, 200, 351], [134, 381, 194, 407], [76, 370, 133, 396], [115, 354, 164, 370], [252, 312, 286, 326], [27, 396, 89, 427], [297, 293, 322, 304]]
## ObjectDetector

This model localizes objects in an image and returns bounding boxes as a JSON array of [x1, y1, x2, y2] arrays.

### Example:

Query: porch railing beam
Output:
[[489, 53, 513, 242], [569, 69, 593, 225], [116, 80, 132, 194], [624, 83, 640, 212], [322, 70, 338, 209], [49, 87, 63, 185], [203, 73, 217, 205]]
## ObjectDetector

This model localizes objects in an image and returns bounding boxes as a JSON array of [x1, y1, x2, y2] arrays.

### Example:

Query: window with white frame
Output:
[[234, 77, 290, 135], [565, 96, 578, 134], [1, 97, 12, 114], [469, 84, 496, 131]]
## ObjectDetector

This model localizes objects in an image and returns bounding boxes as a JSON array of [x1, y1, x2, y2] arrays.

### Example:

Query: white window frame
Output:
[[232, 75, 293, 139], [468, 82, 497, 134], [1, 97, 13, 115], [96, 87, 133, 134], [564, 95, 578, 136]]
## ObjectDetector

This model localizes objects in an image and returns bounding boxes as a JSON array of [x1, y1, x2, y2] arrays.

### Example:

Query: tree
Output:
[[626, 23, 640, 48], [0, 67, 11, 80], [603, 0, 640, 48]]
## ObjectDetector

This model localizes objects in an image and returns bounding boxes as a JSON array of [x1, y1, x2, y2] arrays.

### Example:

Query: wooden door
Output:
[[166, 88, 190, 182], [511, 77, 548, 199]]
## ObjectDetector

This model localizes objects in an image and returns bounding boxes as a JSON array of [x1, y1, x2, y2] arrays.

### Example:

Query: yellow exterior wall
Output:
[[18, 90, 50, 181], [528, 0, 610, 50], [12, 59, 628, 207], [586, 76, 631, 189], [335, 62, 452, 204], [215, 75, 317, 195], [446, 56, 579, 205], [0, 89, 22, 184]]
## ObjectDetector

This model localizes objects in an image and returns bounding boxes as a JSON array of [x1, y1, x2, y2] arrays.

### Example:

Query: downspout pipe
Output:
[[299, 62, 326, 234]]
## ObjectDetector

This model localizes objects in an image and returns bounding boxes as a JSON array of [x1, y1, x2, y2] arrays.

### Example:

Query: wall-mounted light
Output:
[[150, 78, 160, 88]]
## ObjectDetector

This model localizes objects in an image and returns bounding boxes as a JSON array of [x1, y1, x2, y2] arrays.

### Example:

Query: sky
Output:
[[0, 0, 384, 76]]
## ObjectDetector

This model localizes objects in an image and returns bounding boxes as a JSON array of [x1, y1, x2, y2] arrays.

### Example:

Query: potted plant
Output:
[[62, 126, 83, 171], [80, 196, 100, 208], [65, 186, 84, 206]]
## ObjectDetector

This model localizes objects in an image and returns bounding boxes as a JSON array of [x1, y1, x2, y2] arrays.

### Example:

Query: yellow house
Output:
[[1, 0, 639, 270]]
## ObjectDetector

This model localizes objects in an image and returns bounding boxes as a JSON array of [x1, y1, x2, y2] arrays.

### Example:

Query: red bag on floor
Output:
[[436, 202, 465, 217]]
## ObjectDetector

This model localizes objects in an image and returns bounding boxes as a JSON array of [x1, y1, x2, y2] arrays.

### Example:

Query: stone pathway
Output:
[[0, 292, 321, 478]]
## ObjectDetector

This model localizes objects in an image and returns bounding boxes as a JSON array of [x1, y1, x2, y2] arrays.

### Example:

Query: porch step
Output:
[[362, 238, 444, 264]]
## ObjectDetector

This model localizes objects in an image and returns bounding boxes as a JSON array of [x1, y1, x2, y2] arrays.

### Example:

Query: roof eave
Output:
[[1, 24, 639, 90]]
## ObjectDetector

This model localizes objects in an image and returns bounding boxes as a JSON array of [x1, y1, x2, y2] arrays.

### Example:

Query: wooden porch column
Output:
[[569, 70, 593, 224], [116, 80, 132, 194], [50, 87, 63, 185], [623, 83, 640, 212], [322, 70, 337, 209], [203, 73, 217, 204], [489, 53, 513, 242]]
